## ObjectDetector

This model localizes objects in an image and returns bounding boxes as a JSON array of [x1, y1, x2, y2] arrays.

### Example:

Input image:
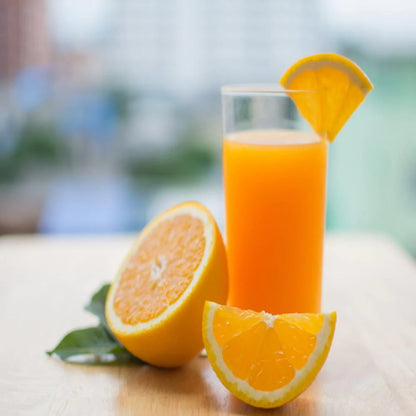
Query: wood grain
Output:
[[0, 233, 415, 415]]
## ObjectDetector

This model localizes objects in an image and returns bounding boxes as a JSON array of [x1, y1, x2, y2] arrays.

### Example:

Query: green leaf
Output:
[[47, 283, 145, 365], [84, 283, 111, 325], [46, 325, 142, 365], [84, 283, 117, 341]]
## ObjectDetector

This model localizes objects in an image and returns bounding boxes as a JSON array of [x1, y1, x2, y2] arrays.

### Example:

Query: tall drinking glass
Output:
[[222, 85, 327, 314]]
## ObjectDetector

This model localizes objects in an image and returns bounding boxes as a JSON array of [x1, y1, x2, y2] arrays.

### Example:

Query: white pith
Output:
[[205, 303, 334, 403], [107, 204, 214, 334], [150, 255, 167, 283]]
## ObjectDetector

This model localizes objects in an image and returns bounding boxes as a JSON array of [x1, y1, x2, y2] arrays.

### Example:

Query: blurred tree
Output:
[[125, 123, 217, 186], [0, 119, 66, 183]]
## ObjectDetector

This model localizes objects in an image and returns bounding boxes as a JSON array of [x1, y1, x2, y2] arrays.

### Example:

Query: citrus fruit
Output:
[[280, 53, 373, 141], [106, 202, 228, 367], [203, 301, 336, 408]]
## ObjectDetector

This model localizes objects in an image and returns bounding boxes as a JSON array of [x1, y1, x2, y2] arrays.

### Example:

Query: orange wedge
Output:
[[280, 53, 373, 141], [106, 202, 228, 367], [203, 301, 336, 408]]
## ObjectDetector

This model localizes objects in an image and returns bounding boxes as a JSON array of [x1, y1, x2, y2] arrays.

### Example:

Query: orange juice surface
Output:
[[223, 129, 327, 314]]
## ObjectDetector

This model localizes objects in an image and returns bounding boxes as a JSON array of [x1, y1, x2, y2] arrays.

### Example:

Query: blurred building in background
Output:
[[0, 0, 50, 81], [0, 0, 415, 255], [100, 0, 324, 95]]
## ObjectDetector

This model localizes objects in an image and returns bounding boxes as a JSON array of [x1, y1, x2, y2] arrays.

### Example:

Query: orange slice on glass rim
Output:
[[203, 301, 336, 408], [280, 53, 373, 141]]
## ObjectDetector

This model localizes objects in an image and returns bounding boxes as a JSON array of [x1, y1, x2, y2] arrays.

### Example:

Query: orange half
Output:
[[280, 53, 373, 141], [203, 301, 336, 408], [106, 202, 228, 367]]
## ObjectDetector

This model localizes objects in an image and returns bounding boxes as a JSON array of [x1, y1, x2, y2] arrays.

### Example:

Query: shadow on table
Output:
[[114, 356, 321, 415], [224, 395, 321, 416]]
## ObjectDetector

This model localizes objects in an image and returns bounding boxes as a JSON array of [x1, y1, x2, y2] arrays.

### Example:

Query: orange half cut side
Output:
[[106, 202, 228, 367]]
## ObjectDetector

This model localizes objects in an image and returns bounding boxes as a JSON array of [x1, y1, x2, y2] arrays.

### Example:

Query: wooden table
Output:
[[1, 234, 415, 415]]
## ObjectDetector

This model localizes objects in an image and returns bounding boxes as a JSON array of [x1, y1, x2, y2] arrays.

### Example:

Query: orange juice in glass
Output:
[[222, 86, 327, 314]]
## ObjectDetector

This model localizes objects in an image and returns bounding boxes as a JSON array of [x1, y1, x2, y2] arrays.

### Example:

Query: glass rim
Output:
[[221, 84, 314, 95]]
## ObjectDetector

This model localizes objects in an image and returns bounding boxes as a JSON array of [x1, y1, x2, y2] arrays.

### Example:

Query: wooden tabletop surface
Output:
[[0, 233, 415, 416]]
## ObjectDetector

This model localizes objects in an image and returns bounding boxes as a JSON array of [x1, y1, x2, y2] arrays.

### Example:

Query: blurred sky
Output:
[[322, 0, 416, 54], [47, 0, 113, 47], [46, 0, 416, 54]]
